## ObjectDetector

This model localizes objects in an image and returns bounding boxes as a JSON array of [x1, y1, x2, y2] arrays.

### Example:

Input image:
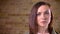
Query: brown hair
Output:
[[29, 2, 53, 34]]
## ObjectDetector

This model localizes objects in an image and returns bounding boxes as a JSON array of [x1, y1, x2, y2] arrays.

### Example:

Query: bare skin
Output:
[[37, 5, 51, 34]]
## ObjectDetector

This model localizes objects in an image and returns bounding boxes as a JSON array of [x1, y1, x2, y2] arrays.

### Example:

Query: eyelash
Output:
[[37, 12, 49, 16], [36, 13, 41, 16], [45, 12, 49, 14]]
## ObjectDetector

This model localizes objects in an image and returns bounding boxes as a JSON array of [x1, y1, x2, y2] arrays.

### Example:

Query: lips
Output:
[[41, 21, 47, 23]]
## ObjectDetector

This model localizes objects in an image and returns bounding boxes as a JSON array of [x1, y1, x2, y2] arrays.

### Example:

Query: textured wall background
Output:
[[0, 0, 60, 34]]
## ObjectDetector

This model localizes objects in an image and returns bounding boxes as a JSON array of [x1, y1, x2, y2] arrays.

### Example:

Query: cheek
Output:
[[37, 16, 41, 22], [47, 15, 51, 23], [37, 16, 40, 25], [47, 16, 50, 20], [37, 17, 41, 26], [37, 15, 51, 23]]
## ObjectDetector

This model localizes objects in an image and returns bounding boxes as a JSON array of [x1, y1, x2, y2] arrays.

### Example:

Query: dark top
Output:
[[29, 28, 58, 34]]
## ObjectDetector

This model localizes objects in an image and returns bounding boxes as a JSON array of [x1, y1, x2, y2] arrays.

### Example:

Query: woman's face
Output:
[[37, 5, 51, 27]]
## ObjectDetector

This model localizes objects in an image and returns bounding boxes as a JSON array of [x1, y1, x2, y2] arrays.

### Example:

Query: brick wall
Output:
[[0, 0, 60, 34]]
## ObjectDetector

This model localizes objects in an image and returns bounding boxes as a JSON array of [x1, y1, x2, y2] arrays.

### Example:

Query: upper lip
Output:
[[41, 20, 46, 22]]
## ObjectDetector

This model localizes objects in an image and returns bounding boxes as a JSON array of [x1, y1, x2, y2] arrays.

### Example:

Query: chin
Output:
[[39, 24, 47, 27], [40, 25, 46, 27]]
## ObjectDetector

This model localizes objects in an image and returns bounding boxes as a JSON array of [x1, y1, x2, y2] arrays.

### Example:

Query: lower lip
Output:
[[41, 21, 47, 23]]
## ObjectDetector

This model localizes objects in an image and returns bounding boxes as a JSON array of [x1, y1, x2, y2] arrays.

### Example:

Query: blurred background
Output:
[[0, 0, 60, 34]]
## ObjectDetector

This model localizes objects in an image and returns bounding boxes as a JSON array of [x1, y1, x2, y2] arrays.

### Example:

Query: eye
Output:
[[44, 10, 49, 15], [36, 12, 41, 16]]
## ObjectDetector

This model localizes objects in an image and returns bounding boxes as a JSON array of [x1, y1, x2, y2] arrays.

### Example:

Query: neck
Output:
[[38, 26, 49, 33]]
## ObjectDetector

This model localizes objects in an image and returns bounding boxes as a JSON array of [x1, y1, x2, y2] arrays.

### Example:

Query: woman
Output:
[[29, 2, 58, 34]]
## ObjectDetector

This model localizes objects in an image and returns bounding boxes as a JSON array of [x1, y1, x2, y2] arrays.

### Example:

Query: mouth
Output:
[[41, 21, 47, 23]]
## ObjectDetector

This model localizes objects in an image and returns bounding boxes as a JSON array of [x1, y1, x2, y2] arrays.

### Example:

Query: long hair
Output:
[[29, 2, 53, 34]]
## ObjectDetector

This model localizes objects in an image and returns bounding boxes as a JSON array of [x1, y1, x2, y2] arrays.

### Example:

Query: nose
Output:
[[41, 14, 46, 19]]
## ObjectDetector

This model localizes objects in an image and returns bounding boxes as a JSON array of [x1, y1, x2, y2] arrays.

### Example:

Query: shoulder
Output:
[[56, 32, 58, 34], [52, 28, 58, 34]]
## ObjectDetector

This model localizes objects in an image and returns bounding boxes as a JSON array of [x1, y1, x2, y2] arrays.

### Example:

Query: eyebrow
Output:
[[45, 10, 49, 12], [37, 9, 51, 13], [37, 9, 49, 13]]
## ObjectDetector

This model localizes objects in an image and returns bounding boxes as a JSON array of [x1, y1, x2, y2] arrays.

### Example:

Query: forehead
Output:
[[37, 5, 50, 12]]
